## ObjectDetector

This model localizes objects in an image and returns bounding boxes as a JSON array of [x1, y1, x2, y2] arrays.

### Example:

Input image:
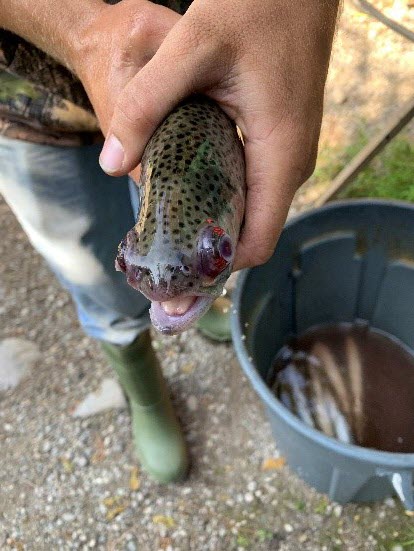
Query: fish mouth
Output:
[[150, 295, 214, 335]]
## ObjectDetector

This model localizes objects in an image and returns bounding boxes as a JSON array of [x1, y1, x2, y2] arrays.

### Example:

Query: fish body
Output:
[[116, 96, 245, 334]]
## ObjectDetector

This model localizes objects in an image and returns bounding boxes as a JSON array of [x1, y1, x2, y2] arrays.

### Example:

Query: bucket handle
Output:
[[377, 469, 414, 511]]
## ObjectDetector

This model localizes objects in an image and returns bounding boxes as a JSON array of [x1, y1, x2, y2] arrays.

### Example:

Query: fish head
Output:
[[115, 217, 235, 334]]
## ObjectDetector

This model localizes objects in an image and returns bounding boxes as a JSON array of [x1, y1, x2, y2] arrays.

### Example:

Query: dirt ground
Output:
[[1, 1, 414, 550]]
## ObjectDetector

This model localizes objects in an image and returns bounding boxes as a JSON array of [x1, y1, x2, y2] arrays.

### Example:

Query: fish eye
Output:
[[198, 226, 234, 279], [218, 234, 233, 262]]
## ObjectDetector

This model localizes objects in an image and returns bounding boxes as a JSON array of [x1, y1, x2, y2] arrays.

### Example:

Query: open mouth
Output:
[[150, 295, 214, 335]]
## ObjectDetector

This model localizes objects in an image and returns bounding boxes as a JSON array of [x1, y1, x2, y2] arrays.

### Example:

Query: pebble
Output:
[[42, 441, 52, 453], [284, 524, 293, 533], [384, 497, 396, 508], [186, 396, 198, 412], [74, 455, 89, 468], [72, 378, 127, 417], [0, 338, 40, 391]]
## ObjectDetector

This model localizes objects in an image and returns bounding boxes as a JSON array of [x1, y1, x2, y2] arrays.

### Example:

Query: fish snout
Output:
[[125, 265, 155, 296], [123, 265, 173, 301]]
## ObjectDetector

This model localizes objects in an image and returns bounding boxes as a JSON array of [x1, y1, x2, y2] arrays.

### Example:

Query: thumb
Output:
[[99, 31, 199, 176]]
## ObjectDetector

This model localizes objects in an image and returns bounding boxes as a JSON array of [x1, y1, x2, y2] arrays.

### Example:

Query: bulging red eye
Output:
[[219, 235, 233, 261], [198, 226, 234, 279]]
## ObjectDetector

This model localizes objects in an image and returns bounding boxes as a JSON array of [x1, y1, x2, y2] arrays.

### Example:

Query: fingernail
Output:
[[99, 134, 124, 174]]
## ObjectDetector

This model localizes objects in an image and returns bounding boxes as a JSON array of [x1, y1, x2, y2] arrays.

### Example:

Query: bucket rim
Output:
[[231, 198, 414, 468]]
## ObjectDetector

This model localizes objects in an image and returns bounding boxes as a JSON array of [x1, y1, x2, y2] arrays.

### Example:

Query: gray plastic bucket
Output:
[[231, 199, 414, 509]]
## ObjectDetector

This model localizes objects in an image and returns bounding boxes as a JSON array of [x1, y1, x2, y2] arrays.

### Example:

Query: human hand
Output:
[[72, 0, 180, 150], [98, 0, 340, 270]]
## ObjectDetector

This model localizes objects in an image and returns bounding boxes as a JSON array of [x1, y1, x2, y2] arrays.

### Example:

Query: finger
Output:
[[232, 123, 318, 271]]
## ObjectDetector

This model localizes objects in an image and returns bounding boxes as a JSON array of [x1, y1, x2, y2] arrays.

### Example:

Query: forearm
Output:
[[0, 0, 105, 72]]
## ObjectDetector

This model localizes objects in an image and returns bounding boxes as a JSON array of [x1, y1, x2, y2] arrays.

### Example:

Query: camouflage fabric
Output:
[[0, 30, 101, 146]]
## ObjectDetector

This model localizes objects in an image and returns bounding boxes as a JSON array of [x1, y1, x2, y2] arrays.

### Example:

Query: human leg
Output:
[[0, 135, 188, 481]]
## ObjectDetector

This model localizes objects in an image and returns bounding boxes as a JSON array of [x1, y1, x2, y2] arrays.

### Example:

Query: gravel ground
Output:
[[1, 2, 414, 550]]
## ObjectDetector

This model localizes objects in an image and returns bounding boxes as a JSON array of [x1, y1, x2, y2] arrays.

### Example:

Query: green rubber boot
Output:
[[196, 296, 232, 342], [101, 331, 189, 483]]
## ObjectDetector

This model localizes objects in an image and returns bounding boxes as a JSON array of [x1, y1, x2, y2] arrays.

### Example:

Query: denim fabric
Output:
[[0, 135, 150, 345]]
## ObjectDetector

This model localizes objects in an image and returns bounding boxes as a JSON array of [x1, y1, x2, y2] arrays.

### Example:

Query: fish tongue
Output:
[[160, 296, 196, 316]]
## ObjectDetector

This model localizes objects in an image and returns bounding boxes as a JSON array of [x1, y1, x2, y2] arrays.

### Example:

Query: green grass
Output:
[[395, 525, 414, 550], [314, 129, 369, 186], [313, 132, 414, 202]]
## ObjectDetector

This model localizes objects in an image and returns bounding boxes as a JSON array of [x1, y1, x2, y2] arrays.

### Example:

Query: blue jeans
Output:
[[0, 135, 150, 345]]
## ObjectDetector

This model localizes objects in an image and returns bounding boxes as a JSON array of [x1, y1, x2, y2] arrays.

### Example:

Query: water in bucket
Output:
[[269, 321, 414, 453]]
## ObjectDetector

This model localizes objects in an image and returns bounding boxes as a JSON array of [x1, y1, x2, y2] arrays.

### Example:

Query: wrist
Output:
[[0, 0, 106, 74]]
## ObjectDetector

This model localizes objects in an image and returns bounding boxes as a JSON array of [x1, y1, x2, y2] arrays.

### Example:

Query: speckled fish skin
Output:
[[115, 96, 245, 334]]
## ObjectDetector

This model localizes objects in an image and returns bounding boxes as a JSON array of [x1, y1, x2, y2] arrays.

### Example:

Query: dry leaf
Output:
[[106, 505, 127, 521], [153, 515, 176, 528], [91, 436, 106, 464], [261, 457, 286, 470], [129, 466, 140, 491], [159, 537, 173, 550], [7, 539, 25, 551], [60, 458, 74, 473], [181, 362, 195, 374], [103, 496, 122, 507], [103, 496, 128, 521]]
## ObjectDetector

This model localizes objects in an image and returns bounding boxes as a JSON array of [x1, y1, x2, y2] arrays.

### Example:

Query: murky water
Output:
[[269, 322, 414, 452]]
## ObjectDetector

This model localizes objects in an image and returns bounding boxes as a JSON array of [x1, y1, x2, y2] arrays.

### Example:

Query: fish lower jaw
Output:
[[150, 295, 214, 335]]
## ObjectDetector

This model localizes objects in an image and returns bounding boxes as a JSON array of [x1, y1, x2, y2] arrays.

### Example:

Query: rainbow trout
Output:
[[115, 96, 245, 334]]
